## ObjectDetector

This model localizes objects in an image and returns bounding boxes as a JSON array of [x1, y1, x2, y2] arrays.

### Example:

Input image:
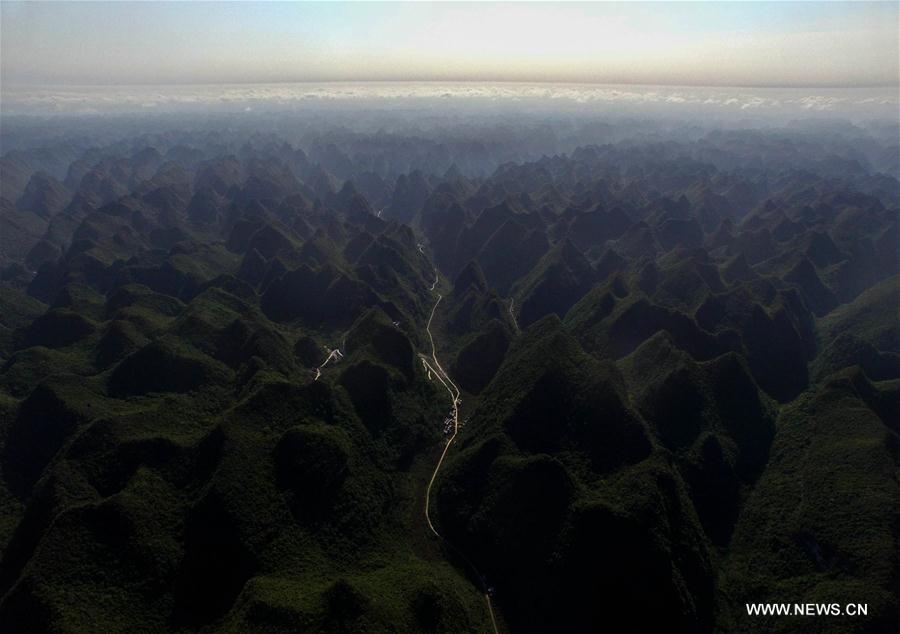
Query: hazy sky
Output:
[[2, 2, 898, 88]]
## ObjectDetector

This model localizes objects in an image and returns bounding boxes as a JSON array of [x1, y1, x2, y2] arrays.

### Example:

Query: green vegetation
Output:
[[1, 122, 897, 632]]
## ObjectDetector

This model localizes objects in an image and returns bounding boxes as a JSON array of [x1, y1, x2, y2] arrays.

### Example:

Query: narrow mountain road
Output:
[[313, 344, 344, 381], [419, 253, 500, 634]]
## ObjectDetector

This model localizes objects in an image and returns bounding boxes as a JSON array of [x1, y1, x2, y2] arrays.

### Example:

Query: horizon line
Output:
[[3, 78, 899, 92]]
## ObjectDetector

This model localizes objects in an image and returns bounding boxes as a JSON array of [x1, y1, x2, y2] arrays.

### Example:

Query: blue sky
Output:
[[2, 2, 897, 87]]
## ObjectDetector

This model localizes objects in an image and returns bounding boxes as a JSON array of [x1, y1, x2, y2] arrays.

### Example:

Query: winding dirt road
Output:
[[419, 256, 500, 634], [313, 346, 343, 381]]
